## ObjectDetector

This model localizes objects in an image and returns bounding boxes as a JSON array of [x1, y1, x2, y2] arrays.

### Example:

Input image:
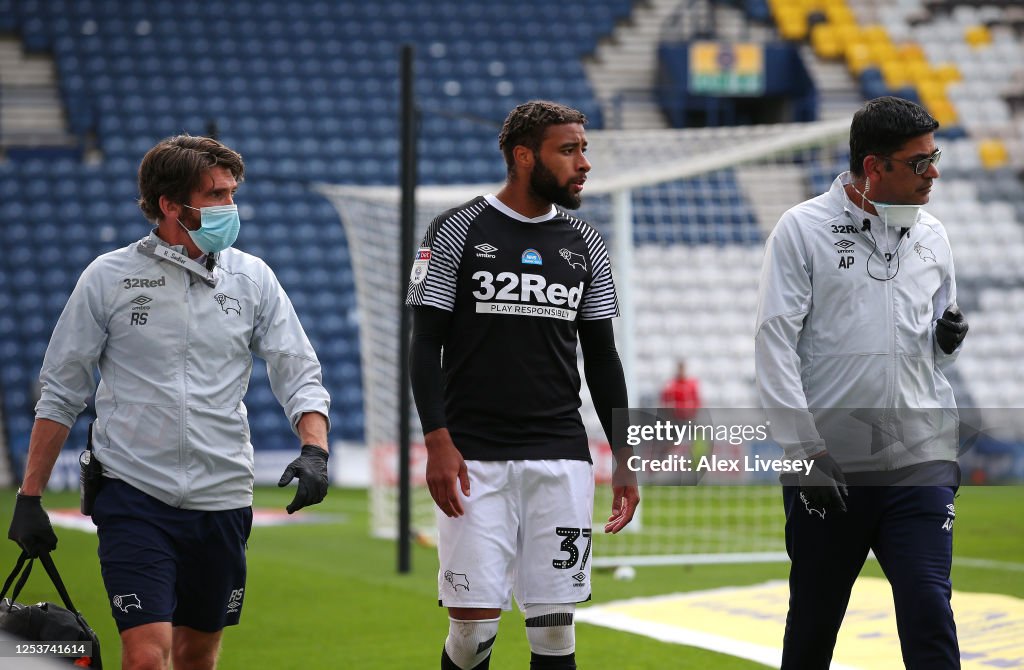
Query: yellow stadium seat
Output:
[[917, 78, 947, 105], [811, 24, 843, 59], [860, 24, 890, 45], [927, 100, 958, 128], [934, 63, 962, 84], [826, 5, 855, 23], [897, 43, 926, 61], [777, 12, 809, 40], [845, 41, 874, 74], [869, 41, 897, 64], [979, 139, 1009, 169], [769, 0, 804, 14], [881, 61, 910, 88], [965, 25, 992, 48], [834, 23, 860, 49], [904, 59, 932, 84]]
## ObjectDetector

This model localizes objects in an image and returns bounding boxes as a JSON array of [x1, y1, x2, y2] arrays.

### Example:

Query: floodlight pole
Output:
[[397, 44, 417, 574]]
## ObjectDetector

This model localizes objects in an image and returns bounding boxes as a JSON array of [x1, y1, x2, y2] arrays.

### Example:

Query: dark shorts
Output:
[[92, 478, 253, 633]]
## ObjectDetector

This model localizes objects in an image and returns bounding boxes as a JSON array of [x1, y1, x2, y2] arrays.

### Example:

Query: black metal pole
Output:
[[397, 44, 417, 574]]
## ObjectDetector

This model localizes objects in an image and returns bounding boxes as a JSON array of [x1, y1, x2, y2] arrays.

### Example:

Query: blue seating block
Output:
[[0, 0, 630, 448]]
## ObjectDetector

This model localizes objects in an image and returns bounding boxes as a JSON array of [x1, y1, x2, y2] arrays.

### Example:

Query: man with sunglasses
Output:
[[755, 96, 967, 668]]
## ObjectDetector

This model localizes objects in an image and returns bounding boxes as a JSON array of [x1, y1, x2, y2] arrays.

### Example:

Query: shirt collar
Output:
[[833, 172, 882, 227], [484, 194, 558, 222]]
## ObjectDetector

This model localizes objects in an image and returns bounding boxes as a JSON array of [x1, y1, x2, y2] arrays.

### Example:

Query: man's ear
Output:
[[863, 154, 886, 183], [513, 145, 534, 173], [159, 195, 181, 222]]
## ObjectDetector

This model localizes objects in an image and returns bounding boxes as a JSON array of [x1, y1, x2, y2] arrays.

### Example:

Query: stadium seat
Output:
[[15, 0, 1020, 459]]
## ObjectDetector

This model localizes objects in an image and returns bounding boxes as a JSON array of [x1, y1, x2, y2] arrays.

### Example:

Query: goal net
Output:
[[316, 117, 852, 565]]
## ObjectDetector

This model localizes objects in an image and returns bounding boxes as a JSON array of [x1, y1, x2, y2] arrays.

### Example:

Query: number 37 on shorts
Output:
[[553, 527, 592, 571]]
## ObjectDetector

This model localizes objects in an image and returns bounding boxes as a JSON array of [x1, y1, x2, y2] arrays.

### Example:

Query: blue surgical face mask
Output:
[[178, 203, 240, 253]]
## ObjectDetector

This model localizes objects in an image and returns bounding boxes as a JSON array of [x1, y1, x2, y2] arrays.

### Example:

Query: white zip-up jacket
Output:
[[35, 231, 331, 509], [755, 173, 959, 471]]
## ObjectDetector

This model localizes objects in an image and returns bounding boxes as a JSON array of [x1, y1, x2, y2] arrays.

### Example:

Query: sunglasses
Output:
[[881, 148, 942, 175]]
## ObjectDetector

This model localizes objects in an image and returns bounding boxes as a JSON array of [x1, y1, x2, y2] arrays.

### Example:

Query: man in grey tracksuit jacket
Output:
[[8, 135, 332, 670], [755, 98, 967, 669]]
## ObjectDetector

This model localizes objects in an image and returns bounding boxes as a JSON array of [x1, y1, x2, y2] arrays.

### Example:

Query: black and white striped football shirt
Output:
[[406, 194, 618, 461]]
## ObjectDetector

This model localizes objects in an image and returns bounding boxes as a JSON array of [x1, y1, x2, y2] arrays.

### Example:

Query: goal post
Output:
[[316, 117, 852, 564]]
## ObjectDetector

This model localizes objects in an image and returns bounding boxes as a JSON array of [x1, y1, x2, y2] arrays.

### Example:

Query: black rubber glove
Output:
[[8, 494, 58, 557], [798, 451, 848, 514], [277, 445, 329, 514], [935, 305, 968, 354]]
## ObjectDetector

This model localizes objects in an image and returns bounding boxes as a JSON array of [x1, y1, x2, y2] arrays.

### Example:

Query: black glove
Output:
[[8, 494, 58, 557], [935, 305, 968, 355], [798, 452, 848, 514], [277, 445, 329, 514]]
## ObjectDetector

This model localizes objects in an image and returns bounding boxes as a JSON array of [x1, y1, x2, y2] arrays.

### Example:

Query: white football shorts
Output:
[[436, 459, 595, 610]]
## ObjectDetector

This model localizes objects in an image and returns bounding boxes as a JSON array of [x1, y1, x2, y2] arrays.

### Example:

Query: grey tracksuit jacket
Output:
[[35, 230, 331, 509]]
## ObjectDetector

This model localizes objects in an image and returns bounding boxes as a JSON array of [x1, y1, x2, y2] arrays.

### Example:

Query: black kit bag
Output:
[[0, 551, 102, 668]]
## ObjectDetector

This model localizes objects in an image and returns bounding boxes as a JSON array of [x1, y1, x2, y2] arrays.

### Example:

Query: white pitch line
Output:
[[955, 557, 1024, 572]]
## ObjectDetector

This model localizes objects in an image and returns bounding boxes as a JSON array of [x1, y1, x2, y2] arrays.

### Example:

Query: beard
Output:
[[529, 155, 582, 210], [178, 205, 201, 232]]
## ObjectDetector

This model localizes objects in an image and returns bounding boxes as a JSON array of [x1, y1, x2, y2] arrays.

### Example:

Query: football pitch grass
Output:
[[1, 484, 1021, 669]]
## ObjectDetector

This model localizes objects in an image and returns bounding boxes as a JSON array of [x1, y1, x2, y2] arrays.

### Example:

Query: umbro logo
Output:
[[475, 243, 498, 259], [571, 572, 586, 583], [226, 587, 244, 614], [835, 239, 855, 270], [131, 295, 152, 306]]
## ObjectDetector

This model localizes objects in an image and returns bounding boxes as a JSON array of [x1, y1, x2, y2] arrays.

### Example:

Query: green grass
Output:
[[0, 485, 1021, 669]]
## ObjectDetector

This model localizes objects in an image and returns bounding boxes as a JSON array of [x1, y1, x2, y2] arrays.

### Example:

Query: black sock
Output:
[[441, 648, 460, 670], [441, 647, 493, 670], [530, 652, 576, 669]]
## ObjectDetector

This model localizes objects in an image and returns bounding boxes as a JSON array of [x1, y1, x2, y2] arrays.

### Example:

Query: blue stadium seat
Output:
[[0, 317, 18, 340], [0, 0, 627, 451]]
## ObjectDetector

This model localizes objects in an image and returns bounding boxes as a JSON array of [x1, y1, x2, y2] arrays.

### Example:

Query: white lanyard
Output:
[[138, 239, 218, 286]]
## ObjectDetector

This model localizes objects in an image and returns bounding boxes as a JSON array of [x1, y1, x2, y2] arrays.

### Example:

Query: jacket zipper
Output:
[[178, 272, 191, 506]]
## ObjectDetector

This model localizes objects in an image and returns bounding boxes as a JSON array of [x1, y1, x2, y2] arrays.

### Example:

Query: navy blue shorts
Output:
[[92, 478, 253, 633]]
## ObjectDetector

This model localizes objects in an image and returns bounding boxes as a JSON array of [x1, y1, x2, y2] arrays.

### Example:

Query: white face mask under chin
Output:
[[872, 202, 921, 228], [853, 181, 922, 228]]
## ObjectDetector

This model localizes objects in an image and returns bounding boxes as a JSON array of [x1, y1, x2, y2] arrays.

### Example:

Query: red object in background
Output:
[[661, 376, 701, 422]]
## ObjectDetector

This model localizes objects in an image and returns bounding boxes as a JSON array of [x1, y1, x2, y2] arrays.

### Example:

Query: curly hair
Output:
[[137, 134, 245, 221], [498, 100, 587, 174], [849, 96, 938, 176]]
